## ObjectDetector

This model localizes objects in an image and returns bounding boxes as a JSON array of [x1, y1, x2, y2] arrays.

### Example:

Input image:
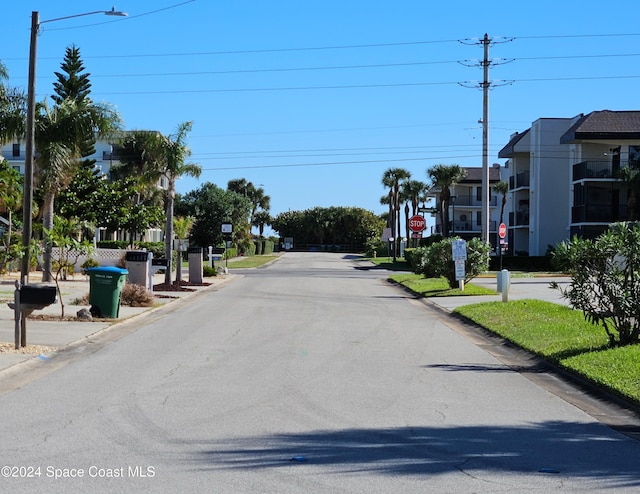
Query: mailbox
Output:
[[20, 285, 58, 310], [152, 258, 168, 267]]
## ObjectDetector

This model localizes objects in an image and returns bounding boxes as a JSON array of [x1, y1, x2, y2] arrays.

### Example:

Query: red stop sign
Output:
[[499, 222, 507, 239], [409, 215, 426, 233]]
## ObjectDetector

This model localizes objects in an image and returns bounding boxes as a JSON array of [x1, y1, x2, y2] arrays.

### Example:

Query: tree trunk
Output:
[[42, 192, 55, 282], [164, 178, 175, 285]]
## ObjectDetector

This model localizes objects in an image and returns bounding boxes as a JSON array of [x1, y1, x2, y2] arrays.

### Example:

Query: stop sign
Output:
[[499, 222, 507, 239], [409, 215, 426, 233]]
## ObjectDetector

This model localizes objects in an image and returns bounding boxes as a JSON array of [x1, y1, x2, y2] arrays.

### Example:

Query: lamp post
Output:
[[20, 8, 127, 285]]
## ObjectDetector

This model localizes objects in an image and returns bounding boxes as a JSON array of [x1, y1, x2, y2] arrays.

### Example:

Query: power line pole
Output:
[[459, 34, 513, 244], [481, 33, 490, 244]]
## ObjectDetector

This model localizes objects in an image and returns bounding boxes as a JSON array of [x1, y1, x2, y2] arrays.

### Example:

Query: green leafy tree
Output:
[[36, 96, 121, 280], [414, 237, 491, 288], [41, 216, 95, 317], [271, 207, 384, 251], [551, 222, 640, 347], [175, 182, 249, 250], [427, 164, 467, 237]]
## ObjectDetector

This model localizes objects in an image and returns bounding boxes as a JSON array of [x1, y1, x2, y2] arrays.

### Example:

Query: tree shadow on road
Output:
[[193, 421, 640, 488]]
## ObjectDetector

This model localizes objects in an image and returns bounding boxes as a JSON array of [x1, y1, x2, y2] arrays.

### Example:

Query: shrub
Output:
[[416, 237, 491, 288], [203, 265, 217, 277], [81, 258, 99, 274], [120, 283, 155, 307], [551, 222, 640, 347]]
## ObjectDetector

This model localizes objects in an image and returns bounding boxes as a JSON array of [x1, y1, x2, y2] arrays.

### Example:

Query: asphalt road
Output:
[[1, 252, 640, 493]]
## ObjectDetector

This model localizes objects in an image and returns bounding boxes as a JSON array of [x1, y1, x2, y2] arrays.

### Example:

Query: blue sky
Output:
[[3, 1, 640, 235]]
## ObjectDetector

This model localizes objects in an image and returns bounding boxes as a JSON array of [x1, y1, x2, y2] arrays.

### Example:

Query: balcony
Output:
[[571, 204, 627, 223], [509, 171, 530, 190], [508, 211, 529, 227], [572, 160, 624, 181], [451, 195, 497, 207]]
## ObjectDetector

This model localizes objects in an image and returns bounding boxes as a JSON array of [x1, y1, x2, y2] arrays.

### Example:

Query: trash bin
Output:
[[86, 267, 128, 318]]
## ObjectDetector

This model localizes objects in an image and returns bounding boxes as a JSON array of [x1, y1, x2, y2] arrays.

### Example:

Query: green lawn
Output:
[[455, 300, 640, 405], [225, 255, 279, 269], [390, 274, 640, 406], [389, 273, 496, 296]]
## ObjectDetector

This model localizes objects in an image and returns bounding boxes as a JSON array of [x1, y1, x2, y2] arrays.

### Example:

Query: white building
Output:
[[498, 110, 640, 255], [431, 165, 504, 250], [1, 137, 166, 242]]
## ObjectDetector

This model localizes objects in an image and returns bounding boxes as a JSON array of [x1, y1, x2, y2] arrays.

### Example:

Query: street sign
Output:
[[221, 223, 233, 234], [499, 222, 507, 239], [411, 233, 423, 239], [408, 215, 426, 233], [454, 259, 466, 281], [452, 239, 467, 261]]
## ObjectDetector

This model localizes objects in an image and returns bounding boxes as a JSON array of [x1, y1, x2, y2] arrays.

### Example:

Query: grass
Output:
[[454, 300, 640, 405], [225, 255, 279, 269], [389, 273, 496, 297]]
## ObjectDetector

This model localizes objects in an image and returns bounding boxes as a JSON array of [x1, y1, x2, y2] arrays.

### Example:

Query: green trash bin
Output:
[[86, 266, 128, 318]]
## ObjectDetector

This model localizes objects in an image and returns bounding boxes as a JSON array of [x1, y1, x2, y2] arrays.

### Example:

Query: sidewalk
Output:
[[0, 270, 235, 374]]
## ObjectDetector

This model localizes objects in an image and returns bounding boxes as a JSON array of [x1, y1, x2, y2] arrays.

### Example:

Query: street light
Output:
[[20, 8, 128, 284]]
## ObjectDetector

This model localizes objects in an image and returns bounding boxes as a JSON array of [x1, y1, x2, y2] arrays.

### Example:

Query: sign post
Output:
[[451, 239, 467, 291], [221, 223, 233, 270], [408, 215, 426, 247], [498, 222, 507, 270]]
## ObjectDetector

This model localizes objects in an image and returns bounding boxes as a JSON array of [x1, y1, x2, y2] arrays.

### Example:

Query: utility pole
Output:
[[459, 34, 513, 245], [481, 33, 490, 244]]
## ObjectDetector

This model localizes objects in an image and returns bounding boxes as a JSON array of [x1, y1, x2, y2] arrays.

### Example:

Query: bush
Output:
[[203, 265, 217, 277], [81, 258, 99, 274], [120, 283, 155, 307], [551, 222, 640, 347], [97, 240, 129, 249], [415, 237, 491, 288], [263, 239, 275, 254]]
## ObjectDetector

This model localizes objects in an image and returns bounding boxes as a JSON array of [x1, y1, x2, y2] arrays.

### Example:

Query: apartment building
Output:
[[498, 110, 640, 255], [432, 165, 503, 249]]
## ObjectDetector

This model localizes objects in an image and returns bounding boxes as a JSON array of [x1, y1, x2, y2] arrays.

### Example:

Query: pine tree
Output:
[[51, 44, 98, 175]]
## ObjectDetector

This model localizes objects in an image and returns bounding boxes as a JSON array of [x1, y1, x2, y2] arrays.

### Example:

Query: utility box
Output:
[[86, 267, 128, 318], [188, 247, 203, 284], [125, 250, 152, 290]]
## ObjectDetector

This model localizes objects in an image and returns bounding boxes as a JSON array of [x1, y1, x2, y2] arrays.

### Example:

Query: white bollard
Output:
[[499, 269, 511, 302]]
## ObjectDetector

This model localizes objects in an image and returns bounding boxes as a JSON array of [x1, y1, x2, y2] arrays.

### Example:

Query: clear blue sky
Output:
[[3, 1, 640, 235]]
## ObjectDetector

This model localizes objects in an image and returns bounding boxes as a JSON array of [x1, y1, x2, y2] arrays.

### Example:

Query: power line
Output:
[[198, 155, 481, 171]]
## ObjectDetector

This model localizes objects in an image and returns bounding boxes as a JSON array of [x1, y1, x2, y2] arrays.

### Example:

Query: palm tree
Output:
[[617, 167, 640, 221], [158, 122, 201, 284], [401, 179, 428, 244], [382, 167, 411, 259], [252, 210, 272, 237], [173, 215, 195, 283], [35, 98, 122, 280], [427, 164, 466, 237], [493, 181, 509, 228]]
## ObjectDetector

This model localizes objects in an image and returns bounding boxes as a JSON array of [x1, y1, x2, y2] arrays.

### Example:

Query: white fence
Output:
[[49, 248, 127, 272]]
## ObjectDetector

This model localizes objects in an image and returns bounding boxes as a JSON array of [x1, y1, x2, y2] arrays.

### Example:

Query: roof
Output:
[[560, 110, 640, 144], [498, 129, 530, 158], [461, 166, 501, 183]]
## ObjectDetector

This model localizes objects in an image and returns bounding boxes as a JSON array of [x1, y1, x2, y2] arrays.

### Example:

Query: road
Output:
[[1, 252, 639, 493]]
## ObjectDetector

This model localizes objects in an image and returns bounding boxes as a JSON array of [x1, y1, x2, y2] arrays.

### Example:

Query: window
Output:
[[12, 143, 20, 157], [476, 186, 482, 202], [630, 146, 640, 169]]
